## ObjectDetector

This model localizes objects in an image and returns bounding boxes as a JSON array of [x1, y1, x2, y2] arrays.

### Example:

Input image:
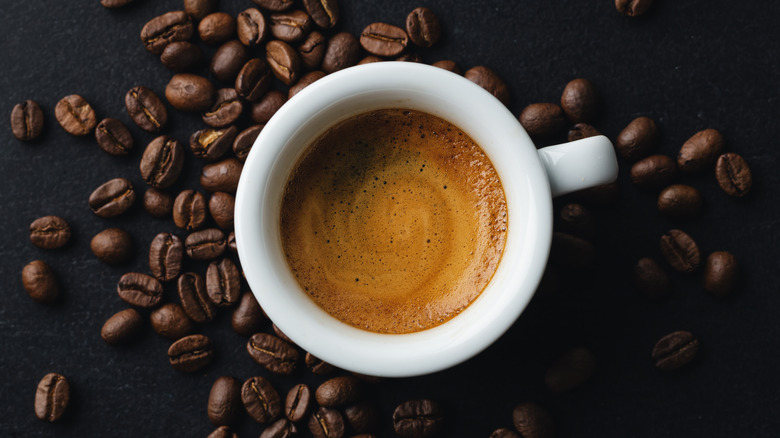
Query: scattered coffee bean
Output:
[[100, 0, 135, 8], [90, 228, 134, 265], [298, 31, 327, 70], [160, 41, 204, 72], [560, 78, 600, 123], [125, 86, 167, 132], [89, 177, 136, 218], [316, 376, 361, 407], [703, 251, 738, 296], [251, 90, 286, 124], [117, 272, 163, 308], [677, 128, 725, 173], [289, 71, 325, 98], [178, 272, 217, 322], [184, 0, 216, 22], [616, 116, 659, 162], [101, 308, 144, 346], [652, 330, 698, 371], [95, 118, 133, 156], [201, 158, 243, 193], [360, 22, 408, 57], [237, 8, 269, 47], [544, 347, 596, 393], [55, 94, 97, 136], [34, 373, 69, 422], [191, 126, 237, 162], [227, 231, 238, 254], [236, 58, 273, 101], [247, 333, 299, 375], [203, 88, 243, 128], [208, 376, 242, 427], [254, 0, 295, 12], [272, 324, 295, 344], [558, 203, 595, 240], [211, 40, 249, 82], [659, 229, 701, 273], [715, 152, 752, 197], [431, 60, 461, 74], [285, 383, 312, 422], [139, 136, 185, 189], [615, 0, 653, 17], [166, 73, 216, 112], [358, 55, 383, 65], [393, 399, 444, 438], [22, 260, 59, 304], [567, 122, 601, 141], [630, 154, 677, 190], [309, 407, 345, 438], [270, 10, 312, 43], [143, 188, 173, 218], [490, 428, 520, 438], [322, 32, 360, 74], [206, 257, 240, 306], [395, 51, 422, 63], [657, 184, 703, 221], [140, 11, 194, 55], [518, 103, 566, 139], [633, 257, 672, 299], [345, 401, 379, 434], [241, 376, 282, 424], [199, 12, 236, 46], [232, 291, 267, 336], [406, 7, 440, 48], [512, 402, 554, 438], [261, 418, 298, 438], [303, 0, 339, 29], [168, 334, 214, 372], [185, 228, 227, 260], [266, 40, 301, 86], [233, 125, 262, 162], [29, 215, 71, 249], [10, 100, 44, 141], [464, 66, 511, 107], [149, 232, 184, 281], [550, 232, 595, 269], [209, 426, 239, 438], [150, 303, 193, 340], [305, 352, 335, 375], [208, 192, 235, 230]]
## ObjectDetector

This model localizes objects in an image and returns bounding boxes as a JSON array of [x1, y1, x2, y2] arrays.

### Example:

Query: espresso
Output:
[[280, 109, 507, 334]]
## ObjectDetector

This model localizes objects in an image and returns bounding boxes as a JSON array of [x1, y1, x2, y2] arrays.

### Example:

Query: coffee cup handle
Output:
[[536, 135, 619, 197]]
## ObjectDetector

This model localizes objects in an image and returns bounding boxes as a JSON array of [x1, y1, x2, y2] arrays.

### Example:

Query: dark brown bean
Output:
[[659, 229, 700, 273], [233, 125, 263, 162], [178, 272, 217, 323], [630, 154, 677, 190], [270, 10, 312, 43], [90, 228, 133, 265], [518, 103, 566, 139], [236, 59, 273, 102], [305, 352, 335, 375], [208, 192, 235, 230], [715, 152, 752, 197], [203, 88, 243, 128], [392, 399, 443, 438], [261, 418, 298, 438], [677, 128, 725, 173], [406, 7, 441, 48], [272, 324, 295, 345], [251, 90, 286, 124], [117, 272, 163, 308], [298, 31, 327, 70], [22, 260, 59, 304], [315, 376, 361, 408], [150, 303, 193, 340], [358, 55, 383, 65], [171, 189, 206, 231], [139, 136, 185, 189], [185, 228, 227, 260], [140, 11, 194, 55], [252, 0, 294, 12], [89, 177, 136, 218], [208, 376, 242, 427], [303, 0, 339, 29], [289, 71, 325, 98], [560, 78, 600, 123], [201, 158, 243, 193], [544, 347, 596, 393], [11, 100, 44, 141], [633, 257, 672, 299], [95, 118, 133, 156], [199, 12, 236, 46], [160, 41, 204, 72], [703, 251, 738, 296], [431, 60, 461, 74], [550, 232, 595, 269], [616, 116, 659, 162], [464, 66, 511, 107], [165, 73, 216, 112], [143, 188, 173, 219], [149, 232, 184, 282], [395, 52, 422, 63], [101, 308, 143, 346], [237, 8, 269, 47], [100, 0, 135, 8], [241, 376, 282, 424], [309, 407, 345, 438], [360, 22, 408, 57], [29, 216, 71, 249], [184, 0, 216, 22], [34, 373, 69, 422], [322, 32, 360, 74], [55, 94, 97, 136], [247, 333, 299, 375], [344, 401, 378, 434], [567, 122, 601, 141], [125, 86, 167, 132], [206, 257, 240, 306], [615, 0, 653, 17], [558, 203, 595, 240], [652, 330, 698, 371], [285, 383, 311, 422], [211, 40, 249, 83], [657, 184, 703, 221], [209, 426, 239, 438], [266, 40, 301, 86], [232, 292, 266, 336], [168, 334, 214, 372], [190, 126, 237, 162], [227, 231, 236, 254], [490, 428, 520, 438], [512, 402, 555, 438]]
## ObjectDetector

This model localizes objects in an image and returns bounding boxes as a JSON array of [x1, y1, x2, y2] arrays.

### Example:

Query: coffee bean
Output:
[[241, 376, 282, 424], [266, 40, 301, 86], [55, 94, 97, 136], [233, 125, 263, 162], [560, 78, 600, 123], [202, 89, 243, 128], [715, 152, 752, 197], [305, 352, 335, 375], [544, 347, 596, 393], [251, 90, 286, 124], [567, 122, 601, 141], [125, 86, 167, 132], [201, 158, 243, 193], [630, 154, 677, 190], [285, 383, 311, 422], [615, 0, 653, 17], [395, 51, 422, 63], [140, 136, 185, 189], [206, 257, 240, 306], [91, 228, 134, 265], [633, 257, 671, 299], [149, 232, 184, 281], [490, 428, 520, 438], [100, 0, 134, 8], [652, 330, 698, 371], [34, 373, 69, 422], [272, 324, 295, 345], [227, 231, 238, 254], [232, 292, 267, 336], [253, 0, 294, 12], [29, 215, 71, 249], [296, 31, 327, 71], [199, 13, 236, 46], [184, 0, 216, 22], [550, 232, 595, 269], [117, 272, 163, 308], [360, 22, 408, 57], [270, 10, 312, 43], [237, 8, 269, 47], [558, 203, 595, 240], [209, 426, 239, 438], [345, 401, 378, 434], [512, 402, 554, 438], [143, 188, 173, 219], [309, 407, 345, 438], [289, 71, 325, 98], [247, 333, 299, 375], [518, 103, 566, 140], [161, 41, 204, 72], [101, 308, 144, 346], [22, 260, 59, 304], [168, 334, 214, 372], [211, 40, 249, 83], [406, 7, 441, 48], [261, 418, 298, 438], [303, 0, 339, 29], [322, 32, 360, 74], [315, 376, 361, 408], [465, 66, 511, 107], [208, 192, 235, 230], [657, 184, 703, 221], [676, 128, 725, 173], [190, 127, 237, 162], [236, 59, 273, 102], [703, 251, 738, 296], [186, 228, 227, 261], [89, 177, 136, 218], [393, 399, 444, 438], [140, 11, 194, 55], [95, 118, 133, 156], [431, 60, 461, 74], [166, 73, 216, 112], [616, 116, 659, 162], [659, 229, 701, 273], [208, 376, 242, 427], [11, 100, 44, 141], [150, 303, 193, 340], [357, 55, 383, 65], [178, 272, 217, 322]]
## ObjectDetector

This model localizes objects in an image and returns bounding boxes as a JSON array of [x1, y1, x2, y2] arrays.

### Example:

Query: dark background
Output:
[[1, 0, 779, 436]]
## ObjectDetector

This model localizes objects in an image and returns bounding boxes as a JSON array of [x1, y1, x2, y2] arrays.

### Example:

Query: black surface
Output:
[[1, 1, 779, 436]]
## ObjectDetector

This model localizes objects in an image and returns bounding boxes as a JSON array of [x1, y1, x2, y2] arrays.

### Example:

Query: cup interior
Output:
[[235, 62, 553, 377]]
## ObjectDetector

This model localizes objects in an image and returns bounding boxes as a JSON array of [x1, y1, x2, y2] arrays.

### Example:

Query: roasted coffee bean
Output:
[[191, 126, 237, 162], [161, 41, 204, 72], [266, 40, 301, 86], [241, 376, 282, 424], [358, 55, 383, 65], [178, 272, 217, 322], [150, 303, 193, 340], [393, 399, 443, 438], [100, 0, 134, 8], [544, 347, 596, 393], [490, 428, 520, 438], [206, 257, 240, 306], [29, 215, 71, 249], [125, 86, 167, 132], [90, 228, 133, 265], [208, 376, 242, 427], [117, 272, 163, 308], [11, 100, 44, 141], [567, 122, 600, 141], [232, 292, 266, 336], [184, 0, 216, 22], [703, 251, 738, 296], [251, 90, 286, 124], [518, 103, 566, 139], [285, 383, 311, 422], [322, 32, 360, 74], [101, 308, 143, 346], [406, 7, 440, 48], [360, 22, 408, 57], [431, 60, 461, 74], [677, 128, 725, 173], [634, 257, 671, 299], [233, 125, 262, 162], [309, 407, 345, 438], [630, 154, 677, 190], [236, 58, 273, 101], [559, 203, 595, 240], [615, 0, 653, 17], [660, 229, 700, 273], [227, 231, 237, 253], [652, 330, 698, 371], [270, 10, 312, 43], [89, 177, 136, 218], [140, 11, 194, 55], [34, 373, 69, 422], [512, 402, 555, 438], [208, 192, 235, 230], [616, 116, 659, 162], [55, 94, 97, 136], [305, 352, 335, 375], [344, 401, 378, 434], [289, 71, 325, 98], [149, 232, 184, 281], [715, 152, 752, 197], [253, 0, 294, 12], [185, 228, 227, 260], [166, 73, 216, 112], [395, 52, 422, 63], [211, 40, 249, 83], [144, 188, 173, 218], [261, 418, 298, 438], [560, 79, 600, 124], [315, 376, 360, 407], [303, 0, 339, 29], [573, 181, 620, 206], [199, 12, 236, 46], [272, 324, 295, 345], [22, 260, 59, 304], [95, 118, 133, 156], [550, 232, 595, 269], [168, 334, 214, 372], [209, 426, 239, 438], [657, 184, 703, 221], [238, 8, 269, 47], [247, 333, 299, 375], [140, 136, 185, 189], [298, 31, 327, 70], [201, 158, 243, 193]]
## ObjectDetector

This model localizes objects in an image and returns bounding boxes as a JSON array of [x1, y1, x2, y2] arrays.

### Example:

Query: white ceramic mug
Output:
[[235, 62, 617, 377]]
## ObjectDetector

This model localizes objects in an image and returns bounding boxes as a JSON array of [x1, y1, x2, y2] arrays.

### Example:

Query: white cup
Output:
[[235, 62, 617, 377]]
